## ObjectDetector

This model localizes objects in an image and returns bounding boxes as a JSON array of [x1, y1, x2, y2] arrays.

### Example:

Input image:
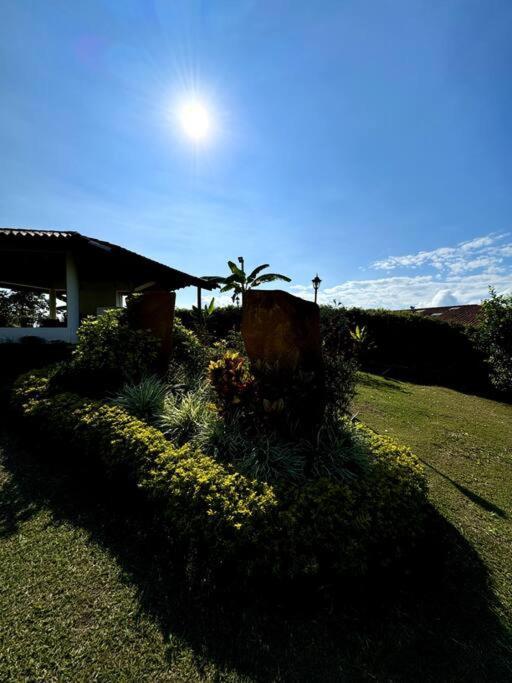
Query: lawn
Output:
[[1, 374, 511, 681], [355, 372, 512, 628]]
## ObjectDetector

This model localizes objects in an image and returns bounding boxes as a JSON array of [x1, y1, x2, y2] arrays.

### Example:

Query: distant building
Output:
[[407, 304, 481, 325]]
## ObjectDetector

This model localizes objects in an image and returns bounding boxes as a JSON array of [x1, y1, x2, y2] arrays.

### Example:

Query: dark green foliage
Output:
[[340, 307, 488, 390], [176, 306, 242, 340], [473, 289, 512, 393], [171, 317, 205, 368], [49, 308, 160, 396], [0, 342, 71, 397], [320, 307, 358, 414]]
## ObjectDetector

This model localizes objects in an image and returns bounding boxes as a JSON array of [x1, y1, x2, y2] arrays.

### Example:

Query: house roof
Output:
[[0, 228, 214, 291], [410, 304, 481, 325]]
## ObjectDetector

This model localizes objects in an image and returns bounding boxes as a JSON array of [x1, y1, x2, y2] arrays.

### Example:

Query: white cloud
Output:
[[372, 232, 511, 275], [425, 289, 458, 307], [290, 270, 512, 310]]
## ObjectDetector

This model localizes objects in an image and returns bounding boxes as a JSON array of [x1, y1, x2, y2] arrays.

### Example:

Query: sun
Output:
[[177, 99, 212, 142]]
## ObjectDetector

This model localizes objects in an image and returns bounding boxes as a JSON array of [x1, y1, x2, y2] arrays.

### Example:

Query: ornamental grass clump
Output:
[[113, 375, 168, 424], [159, 382, 221, 449]]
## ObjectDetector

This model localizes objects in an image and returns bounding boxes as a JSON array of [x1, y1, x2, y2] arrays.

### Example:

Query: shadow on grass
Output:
[[423, 460, 508, 520], [357, 372, 410, 393], [1, 432, 511, 682]]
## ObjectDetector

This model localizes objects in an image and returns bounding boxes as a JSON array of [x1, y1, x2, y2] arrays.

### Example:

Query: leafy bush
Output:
[[207, 351, 255, 410], [12, 370, 428, 581], [169, 318, 207, 388], [176, 306, 242, 339], [473, 289, 512, 393], [113, 375, 168, 423], [50, 308, 160, 396]]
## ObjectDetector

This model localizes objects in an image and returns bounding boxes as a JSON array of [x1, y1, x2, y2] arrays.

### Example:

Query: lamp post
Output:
[[312, 274, 322, 304]]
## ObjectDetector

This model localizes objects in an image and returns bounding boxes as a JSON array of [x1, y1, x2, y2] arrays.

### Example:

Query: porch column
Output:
[[49, 288, 57, 320], [66, 252, 80, 342], [197, 286, 202, 311]]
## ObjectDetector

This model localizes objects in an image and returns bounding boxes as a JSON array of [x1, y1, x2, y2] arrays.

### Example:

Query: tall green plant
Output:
[[474, 288, 512, 392], [213, 257, 291, 304]]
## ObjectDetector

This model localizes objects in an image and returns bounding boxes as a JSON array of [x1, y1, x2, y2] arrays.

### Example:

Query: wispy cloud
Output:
[[371, 232, 511, 274]]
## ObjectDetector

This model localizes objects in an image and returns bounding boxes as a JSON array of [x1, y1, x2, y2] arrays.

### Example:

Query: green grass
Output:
[[1, 375, 512, 681], [355, 372, 512, 627]]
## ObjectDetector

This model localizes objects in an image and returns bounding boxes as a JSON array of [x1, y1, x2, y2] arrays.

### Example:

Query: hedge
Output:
[[11, 369, 428, 580], [340, 308, 487, 389], [177, 305, 488, 391], [0, 341, 71, 400]]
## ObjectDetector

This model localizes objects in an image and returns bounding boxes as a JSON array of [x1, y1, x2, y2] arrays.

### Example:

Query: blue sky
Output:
[[1, 0, 511, 308]]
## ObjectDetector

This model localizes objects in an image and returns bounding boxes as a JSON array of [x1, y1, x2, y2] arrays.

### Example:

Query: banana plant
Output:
[[212, 257, 291, 304], [192, 296, 215, 319]]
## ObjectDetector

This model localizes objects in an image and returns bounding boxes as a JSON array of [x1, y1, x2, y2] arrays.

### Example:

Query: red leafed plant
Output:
[[207, 351, 254, 409]]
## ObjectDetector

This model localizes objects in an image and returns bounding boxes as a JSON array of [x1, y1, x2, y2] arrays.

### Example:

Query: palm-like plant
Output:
[[213, 257, 291, 304]]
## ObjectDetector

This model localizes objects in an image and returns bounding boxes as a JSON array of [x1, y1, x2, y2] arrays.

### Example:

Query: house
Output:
[[0, 228, 213, 343], [409, 304, 481, 325]]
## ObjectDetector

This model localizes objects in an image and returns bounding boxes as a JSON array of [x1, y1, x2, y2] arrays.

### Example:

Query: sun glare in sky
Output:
[[176, 99, 212, 142]]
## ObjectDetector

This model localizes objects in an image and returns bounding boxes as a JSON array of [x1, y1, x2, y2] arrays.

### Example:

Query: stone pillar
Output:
[[128, 290, 176, 373], [241, 290, 325, 439], [241, 289, 322, 372]]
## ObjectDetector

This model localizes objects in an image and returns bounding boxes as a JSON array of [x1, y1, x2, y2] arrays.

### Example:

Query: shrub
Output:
[[176, 306, 242, 340], [50, 308, 160, 396], [320, 307, 359, 414], [207, 351, 255, 410], [113, 375, 168, 423], [473, 289, 512, 393], [278, 428, 427, 577], [74, 308, 159, 378], [169, 318, 207, 388], [12, 370, 429, 581]]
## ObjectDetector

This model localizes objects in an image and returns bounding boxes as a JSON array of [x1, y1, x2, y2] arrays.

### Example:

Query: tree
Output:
[[213, 257, 291, 304], [0, 289, 49, 327], [474, 288, 512, 392]]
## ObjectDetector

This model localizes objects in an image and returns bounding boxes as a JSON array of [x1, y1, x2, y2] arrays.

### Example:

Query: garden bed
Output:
[[11, 368, 428, 582]]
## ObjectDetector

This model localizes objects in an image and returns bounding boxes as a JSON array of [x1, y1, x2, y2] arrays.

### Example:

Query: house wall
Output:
[[79, 281, 119, 317], [78, 279, 136, 317]]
